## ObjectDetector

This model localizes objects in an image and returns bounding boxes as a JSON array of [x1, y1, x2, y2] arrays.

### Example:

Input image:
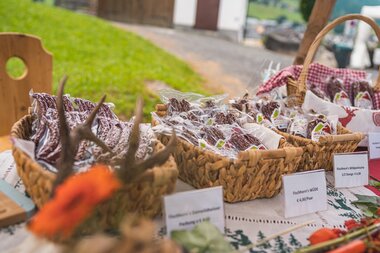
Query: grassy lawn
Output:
[[248, 2, 303, 23], [0, 0, 207, 119]]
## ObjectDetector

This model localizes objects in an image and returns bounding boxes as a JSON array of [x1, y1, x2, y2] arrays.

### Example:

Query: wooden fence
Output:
[[97, 0, 175, 27]]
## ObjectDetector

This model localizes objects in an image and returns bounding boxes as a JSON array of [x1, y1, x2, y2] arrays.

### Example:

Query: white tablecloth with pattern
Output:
[[0, 150, 374, 253]]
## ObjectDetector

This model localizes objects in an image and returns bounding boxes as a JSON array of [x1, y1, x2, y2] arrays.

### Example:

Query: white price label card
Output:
[[333, 152, 368, 188], [283, 170, 327, 218], [369, 132, 380, 160], [163, 186, 224, 236]]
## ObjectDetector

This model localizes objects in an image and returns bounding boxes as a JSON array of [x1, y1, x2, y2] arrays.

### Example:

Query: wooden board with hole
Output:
[[0, 179, 35, 227], [0, 33, 52, 136], [0, 191, 26, 227]]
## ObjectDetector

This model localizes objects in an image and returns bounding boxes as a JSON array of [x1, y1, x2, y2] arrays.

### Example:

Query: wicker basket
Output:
[[287, 14, 380, 103], [11, 114, 178, 226], [278, 15, 369, 171], [154, 105, 303, 203], [275, 126, 362, 171]]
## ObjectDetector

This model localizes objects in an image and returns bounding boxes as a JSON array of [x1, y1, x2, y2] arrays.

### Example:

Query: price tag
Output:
[[163, 186, 224, 236], [369, 132, 380, 160], [333, 152, 368, 188], [283, 170, 327, 218]]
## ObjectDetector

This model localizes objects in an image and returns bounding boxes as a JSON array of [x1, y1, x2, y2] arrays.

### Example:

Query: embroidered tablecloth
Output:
[[0, 150, 377, 253], [169, 177, 373, 253]]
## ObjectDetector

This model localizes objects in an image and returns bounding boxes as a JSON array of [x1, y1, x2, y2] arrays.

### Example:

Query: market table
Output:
[[0, 148, 379, 253]]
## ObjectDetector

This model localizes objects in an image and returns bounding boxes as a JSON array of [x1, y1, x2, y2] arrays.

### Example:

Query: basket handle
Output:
[[296, 14, 380, 105]]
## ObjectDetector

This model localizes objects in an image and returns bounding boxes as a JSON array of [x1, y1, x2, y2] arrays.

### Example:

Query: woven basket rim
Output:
[[11, 114, 177, 184], [153, 104, 361, 156], [276, 125, 363, 145], [161, 133, 303, 162]]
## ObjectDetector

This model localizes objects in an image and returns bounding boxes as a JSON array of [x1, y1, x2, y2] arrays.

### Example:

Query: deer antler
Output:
[[117, 98, 176, 184], [53, 76, 113, 193]]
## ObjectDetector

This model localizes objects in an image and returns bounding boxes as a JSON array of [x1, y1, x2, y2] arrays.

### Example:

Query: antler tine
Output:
[[122, 98, 143, 164], [84, 95, 106, 127], [117, 98, 143, 180], [53, 79, 112, 193], [123, 131, 177, 183], [72, 95, 113, 154], [53, 75, 76, 192], [57, 75, 70, 150]]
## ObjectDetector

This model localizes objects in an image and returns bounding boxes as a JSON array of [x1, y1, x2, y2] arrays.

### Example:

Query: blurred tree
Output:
[[300, 0, 315, 22]]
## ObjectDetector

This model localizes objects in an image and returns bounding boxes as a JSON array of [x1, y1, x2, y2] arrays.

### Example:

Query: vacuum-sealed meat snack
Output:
[[351, 80, 374, 109], [200, 126, 225, 146], [309, 83, 329, 101], [260, 101, 290, 132], [326, 76, 351, 106], [227, 127, 266, 151], [288, 116, 308, 138], [168, 98, 191, 114], [214, 111, 238, 125], [231, 93, 250, 112], [307, 115, 333, 142]]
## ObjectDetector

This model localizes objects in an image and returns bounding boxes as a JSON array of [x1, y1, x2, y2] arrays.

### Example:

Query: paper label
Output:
[[283, 170, 327, 218], [311, 122, 331, 142], [333, 90, 351, 107], [369, 132, 380, 160], [271, 109, 289, 131], [248, 144, 266, 150], [333, 152, 369, 188], [163, 186, 225, 236], [354, 91, 373, 109], [289, 118, 308, 138]]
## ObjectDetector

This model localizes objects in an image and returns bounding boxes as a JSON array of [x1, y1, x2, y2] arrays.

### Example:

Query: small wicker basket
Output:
[[282, 15, 368, 171], [11, 114, 178, 227], [275, 127, 362, 171], [154, 105, 303, 203]]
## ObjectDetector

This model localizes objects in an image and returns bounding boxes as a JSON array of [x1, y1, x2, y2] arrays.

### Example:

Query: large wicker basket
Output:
[[280, 15, 369, 171], [11, 114, 178, 226], [154, 105, 303, 203]]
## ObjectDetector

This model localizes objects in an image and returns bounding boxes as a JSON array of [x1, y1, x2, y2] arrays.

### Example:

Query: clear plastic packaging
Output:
[[29, 92, 155, 173], [351, 79, 374, 109], [159, 88, 227, 108], [325, 76, 352, 106]]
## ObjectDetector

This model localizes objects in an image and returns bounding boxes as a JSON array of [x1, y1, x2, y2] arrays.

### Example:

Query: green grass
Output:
[[282, 0, 299, 9], [0, 0, 207, 119], [248, 2, 303, 23]]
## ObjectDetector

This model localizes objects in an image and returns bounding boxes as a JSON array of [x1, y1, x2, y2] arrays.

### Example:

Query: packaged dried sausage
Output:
[[307, 114, 333, 142], [288, 116, 308, 138], [326, 76, 351, 106], [260, 101, 290, 132], [309, 83, 329, 101], [351, 80, 374, 109]]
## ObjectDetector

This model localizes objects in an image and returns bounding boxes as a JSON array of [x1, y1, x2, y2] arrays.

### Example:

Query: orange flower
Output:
[[28, 164, 121, 239], [308, 228, 339, 245]]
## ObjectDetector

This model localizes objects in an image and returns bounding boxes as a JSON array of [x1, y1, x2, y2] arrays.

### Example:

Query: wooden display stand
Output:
[[0, 33, 52, 136]]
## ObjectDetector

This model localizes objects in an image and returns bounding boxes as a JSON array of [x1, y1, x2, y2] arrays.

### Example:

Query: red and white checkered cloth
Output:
[[257, 63, 380, 109]]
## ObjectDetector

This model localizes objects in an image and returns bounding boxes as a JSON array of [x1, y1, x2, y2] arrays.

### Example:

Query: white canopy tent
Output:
[[350, 5, 380, 69]]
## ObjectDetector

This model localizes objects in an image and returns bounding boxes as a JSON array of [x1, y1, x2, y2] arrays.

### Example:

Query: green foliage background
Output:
[[0, 0, 207, 119]]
